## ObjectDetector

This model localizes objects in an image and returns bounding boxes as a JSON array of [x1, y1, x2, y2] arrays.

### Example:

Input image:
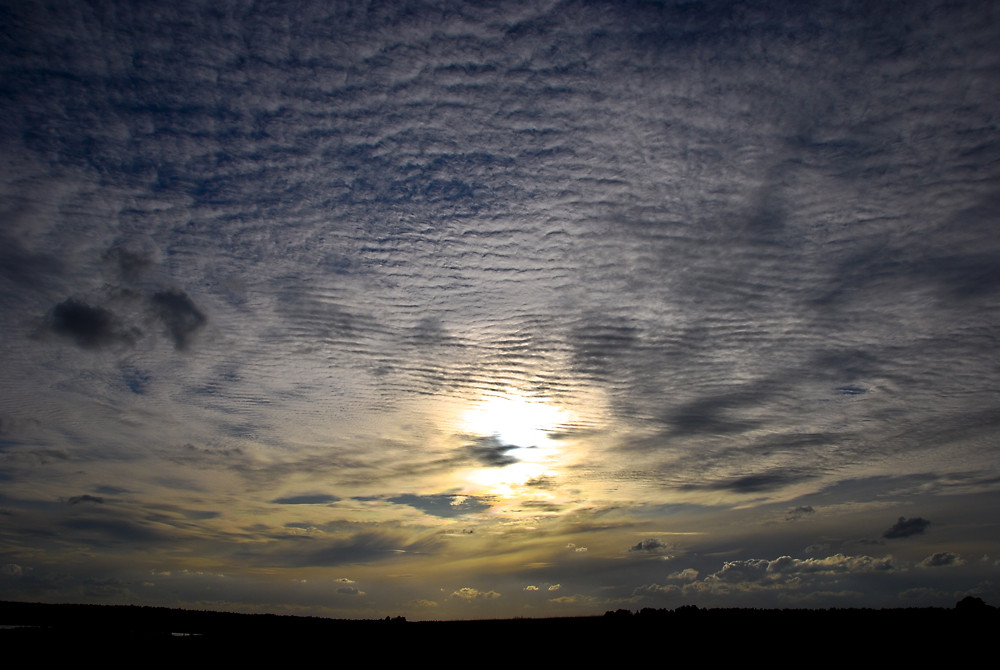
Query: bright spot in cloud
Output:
[[460, 392, 570, 448], [458, 391, 575, 497]]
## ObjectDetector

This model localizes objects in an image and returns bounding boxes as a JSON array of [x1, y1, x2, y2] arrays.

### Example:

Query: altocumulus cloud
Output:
[[0, 0, 998, 617]]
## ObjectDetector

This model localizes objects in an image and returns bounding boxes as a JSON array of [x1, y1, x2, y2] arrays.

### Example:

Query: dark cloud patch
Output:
[[629, 538, 670, 554], [93, 485, 129, 495], [387, 494, 491, 518], [271, 494, 339, 505], [785, 505, 815, 521], [150, 290, 205, 350], [67, 495, 104, 505], [883, 516, 931, 539], [283, 532, 443, 567], [467, 434, 522, 466], [836, 385, 868, 396], [62, 517, 165, 545], [663, 383, 780, 437], [685, 468, 813, 494], [920, 551, 964, 568], [48, 299, 130, 349]]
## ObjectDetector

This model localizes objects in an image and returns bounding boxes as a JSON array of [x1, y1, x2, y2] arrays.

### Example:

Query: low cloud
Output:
[[668, 568, 699, 582], [703, 554, 894, 587], [920, 551, 965, 568], [630, 538, 670, 554], [451, 587, 500, 601], [883, 517, 931, 539]]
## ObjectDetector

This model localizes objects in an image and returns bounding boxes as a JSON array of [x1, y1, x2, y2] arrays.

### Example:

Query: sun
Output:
[[460, 392, 568, 449], [456, 391, 572, 496]]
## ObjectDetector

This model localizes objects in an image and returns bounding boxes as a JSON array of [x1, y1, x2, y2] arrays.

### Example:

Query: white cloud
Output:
[[451, 587, 501, 601]]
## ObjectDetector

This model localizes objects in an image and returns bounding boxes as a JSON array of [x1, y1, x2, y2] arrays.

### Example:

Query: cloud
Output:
[[2, 0, 1000, 617], [451, 587, 500, 601], [387, 494, 491, 518], [667, 568, 699, 582], [1, 564, 23, 577], [467, 434, 522, 466], [67, 495, 104, 505], [48, 299, 129, 348], [103, 241, 155, 282], [150, 289, 205, 350], [548, 584, 561, 591], [920, 552, 965, 568], [785, 505, 815, 521], [700, 554, 895, 589], [275, 531, 443, 567], [629, 538, 670, 554], [271, 494, 339, 505], [883, 517, 931, 539], [524, 585, 539, 591]]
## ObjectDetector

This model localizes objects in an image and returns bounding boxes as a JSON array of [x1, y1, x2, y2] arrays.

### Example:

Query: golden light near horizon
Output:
[[457, 391, 574, 498]]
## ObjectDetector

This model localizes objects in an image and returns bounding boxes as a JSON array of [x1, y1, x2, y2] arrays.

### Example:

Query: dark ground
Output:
[[2, 599, 994, 661]]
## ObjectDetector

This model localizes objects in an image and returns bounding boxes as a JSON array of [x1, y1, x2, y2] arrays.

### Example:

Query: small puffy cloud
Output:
[[883, 516, 931, 539], [451, 587, 500, 601], [524, 585, 539, 591], [337, 586, 361, 595], [629, 538, 670, 554], [566, 543, 588, 552], [920, 551, 965, 568], [548, 584, 561, 591]]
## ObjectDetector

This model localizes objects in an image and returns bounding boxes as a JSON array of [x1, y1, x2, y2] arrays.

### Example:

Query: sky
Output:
[[1, 0, 999, 620]]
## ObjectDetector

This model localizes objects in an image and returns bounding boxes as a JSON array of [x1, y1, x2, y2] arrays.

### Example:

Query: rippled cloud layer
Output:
[[1, 0, 998, 618]]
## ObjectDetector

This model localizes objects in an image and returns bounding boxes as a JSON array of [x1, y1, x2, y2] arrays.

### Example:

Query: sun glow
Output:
[[457, 391, 573, 497], [460, 393, 568, 449]]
